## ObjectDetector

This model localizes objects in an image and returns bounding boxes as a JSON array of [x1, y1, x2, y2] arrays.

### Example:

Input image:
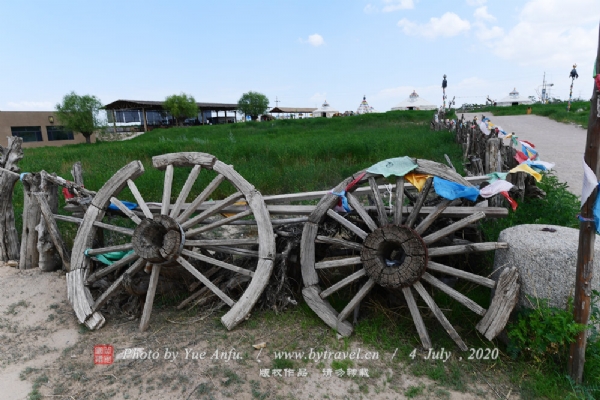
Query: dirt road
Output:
[[462, 112, 587, 197]]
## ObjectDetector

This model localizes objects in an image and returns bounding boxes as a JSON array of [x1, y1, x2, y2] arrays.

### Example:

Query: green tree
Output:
[[55, 91, 104, 144], [237, 91, 269, 121], [164, 93, 198, 126]]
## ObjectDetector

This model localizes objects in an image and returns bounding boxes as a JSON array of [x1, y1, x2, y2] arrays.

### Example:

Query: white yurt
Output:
[[356, 95, 379, 114], [391, 91, 437, 111], [312, 100, 339, 118], [496, 88, 534, 107]]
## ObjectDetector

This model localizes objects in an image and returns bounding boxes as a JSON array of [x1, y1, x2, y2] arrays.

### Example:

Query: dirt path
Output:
[[462, 112, 587, 197]]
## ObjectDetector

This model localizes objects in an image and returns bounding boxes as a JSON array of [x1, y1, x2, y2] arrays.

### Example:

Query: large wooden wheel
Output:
[[301, 158, 519, 351], [67, 152, 275, 331]]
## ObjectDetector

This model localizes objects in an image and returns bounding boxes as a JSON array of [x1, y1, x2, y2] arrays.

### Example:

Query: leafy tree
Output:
[[237, 91, 269, 121], [55, 91, 105, 144], [164, 93, 198, 126]]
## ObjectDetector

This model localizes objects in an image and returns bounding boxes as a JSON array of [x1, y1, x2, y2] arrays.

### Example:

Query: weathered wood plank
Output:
[[413, 281, 468, 351], [422, 211, 486, 245], [181, 249, 254, 277], [427, 261, 496, 288], [421, 272, 486, 316], [169, 164, 202, 218], [402, 286, 432, 349], [326, 209, 368, 240], [320, 269, 366, 299], [369, 177, 388, 226], [185, 238, 259, 247], [476, 266, 519, 340], [152, 152, 216, 170], [315, 235, 363, 251], [427, 242, 508, 257], [315, 256, 362, 270], [346, 192, 378, 232], [302, 285, 353, 336], [139, 264, 162, 332], [337, 278, 375, 323], [177, 256, 235, 306], [300, 222, 319, 286]]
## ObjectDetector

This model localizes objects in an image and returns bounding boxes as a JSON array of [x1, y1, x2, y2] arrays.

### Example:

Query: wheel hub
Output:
[[360, 225, 428, 288], [132, 215, 185, 264]]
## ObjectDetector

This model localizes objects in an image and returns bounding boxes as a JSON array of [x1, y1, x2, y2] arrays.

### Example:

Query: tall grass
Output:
[[479, 101, 590, 128]]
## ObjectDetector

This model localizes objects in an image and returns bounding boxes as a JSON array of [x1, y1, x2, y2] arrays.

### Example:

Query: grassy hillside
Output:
[[479, 100, 591, 128]]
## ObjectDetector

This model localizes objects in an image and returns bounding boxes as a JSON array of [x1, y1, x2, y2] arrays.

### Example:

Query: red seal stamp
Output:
[[94, 344, 114, 365]]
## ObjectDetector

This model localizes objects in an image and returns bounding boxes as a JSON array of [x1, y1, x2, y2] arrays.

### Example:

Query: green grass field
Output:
[[478, 100, 591, 128]]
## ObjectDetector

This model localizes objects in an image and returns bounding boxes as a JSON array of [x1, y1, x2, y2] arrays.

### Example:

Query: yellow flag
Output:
[[509, 164, 542, 182], [404, 172, 433, 191]]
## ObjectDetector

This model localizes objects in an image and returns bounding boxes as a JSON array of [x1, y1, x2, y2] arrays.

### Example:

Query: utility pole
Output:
[[568, 25, 600, 383]]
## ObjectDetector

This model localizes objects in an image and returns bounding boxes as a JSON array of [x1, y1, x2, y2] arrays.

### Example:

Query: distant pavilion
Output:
[[269, 107, 317, 119], [103, 99, 239, 132]]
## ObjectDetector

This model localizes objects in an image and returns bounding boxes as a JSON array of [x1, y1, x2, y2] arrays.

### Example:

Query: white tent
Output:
[[312, 100, 339, 118], [391, 91, 437, 111], [356, 95, 379, 114], [496, 88, 534, 107]]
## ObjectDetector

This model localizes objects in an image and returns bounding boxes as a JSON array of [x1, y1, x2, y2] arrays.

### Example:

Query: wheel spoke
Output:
[[346, 192, 378, 232], [181, 192, 244, 230], [413, 281, 468, 351], [326, 209, 367, 240], [405, 177, 433, 229], [170, 165, 202, 219], [427, 242, 508, 257], [315, 235, 362, 251], [337, 278, 375, 323], [139, 264, 162, 332], [422, 211, 486, 245], [427, 261, 495, 288], [86, 252, 139, 284], [402, 286, 432, 349], [161, 164, 174, 215], [320, 269, 366, 299], [177, 256, 235, 306], [185, 209, 252, 237], [127, 179, 153, 219], [414, 199, 454, 235], [393, 177, 405, 225], [92, 258, 146, 312], [421, 272, 486, 316], [54, 214, 135, 236], [110, 197, 142, 225], [315, 256, 362, 270], [181, 249, 254, 277], [368, 177, 388, 226], [85, 243, 134, 256], [199, 246, 259, 258], [185, 238, 259, 247], [177, 174, 226, 223]]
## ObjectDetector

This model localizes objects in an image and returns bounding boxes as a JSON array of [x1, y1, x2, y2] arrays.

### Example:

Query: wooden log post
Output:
[[569, 27, 600, 383], [19, 173, 42, 269], [36, 175, 61, 271], [0, 137, 23, 263]]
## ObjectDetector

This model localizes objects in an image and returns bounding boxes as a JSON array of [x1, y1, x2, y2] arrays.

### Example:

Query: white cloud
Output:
[[6, 101, 54, 110], [481, 0, 600, 66], [382, 0, 415, 12], [473, 6, 495, 22], [364, 3, 378, 13], [300, 34, 325, 47], [466, 0, 486, 6], [397, 12, 471, 39]]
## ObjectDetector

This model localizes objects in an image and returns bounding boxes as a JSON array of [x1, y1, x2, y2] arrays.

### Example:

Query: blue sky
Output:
[[1, 0, 599, 113]]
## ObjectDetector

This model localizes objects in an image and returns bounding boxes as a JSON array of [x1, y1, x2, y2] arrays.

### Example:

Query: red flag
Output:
[[500, 191, 518, 211]]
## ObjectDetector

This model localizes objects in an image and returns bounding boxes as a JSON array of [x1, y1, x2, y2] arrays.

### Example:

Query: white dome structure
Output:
[[391, 91, 437, 111], [356, 95, 379, 114], [496, 88, 534, 107], [312, 100, 339, 118]]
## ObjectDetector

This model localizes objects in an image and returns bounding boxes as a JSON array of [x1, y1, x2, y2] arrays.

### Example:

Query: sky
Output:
[[1, 0, 599, 114]]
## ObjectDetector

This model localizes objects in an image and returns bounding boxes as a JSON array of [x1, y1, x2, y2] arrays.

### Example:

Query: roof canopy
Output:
[[497, 88, 533, 106], [269, 107, 317, 114], [103, 99, 238, 112], [356, 95, 379, 114], [391, 91, 437, 111]]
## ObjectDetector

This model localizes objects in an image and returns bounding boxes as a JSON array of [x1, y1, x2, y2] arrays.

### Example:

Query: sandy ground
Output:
[[0, 263, 513, 400], [462, 112, 587, 197]]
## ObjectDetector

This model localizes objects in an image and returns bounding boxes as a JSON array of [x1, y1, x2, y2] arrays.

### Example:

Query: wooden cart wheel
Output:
[[301, 158, 519, 351], [67, 152, 275, 331]]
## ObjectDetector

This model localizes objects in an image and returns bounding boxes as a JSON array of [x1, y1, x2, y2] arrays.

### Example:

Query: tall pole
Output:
[[568, 26, 600, 383], [568, 64, 579, 112], [442, 74, 448, 110]]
